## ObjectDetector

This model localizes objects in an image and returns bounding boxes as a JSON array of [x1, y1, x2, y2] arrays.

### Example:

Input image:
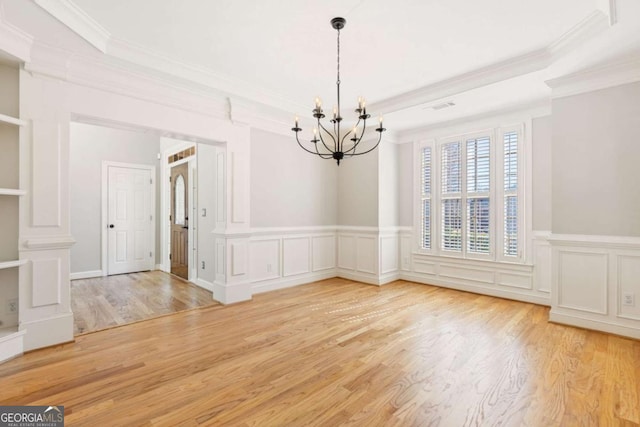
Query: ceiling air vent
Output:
[[431, 101, 456, 111]]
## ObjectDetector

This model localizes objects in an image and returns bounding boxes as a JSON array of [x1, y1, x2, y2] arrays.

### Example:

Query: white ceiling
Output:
[[3, 0, 640, 131]]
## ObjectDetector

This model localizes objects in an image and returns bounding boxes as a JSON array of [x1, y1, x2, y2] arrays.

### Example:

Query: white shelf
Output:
[[0, 327, 23, 341], [0, 113, 26, 127], [0, 188, 26, 196], [0, 259, 27, 270]]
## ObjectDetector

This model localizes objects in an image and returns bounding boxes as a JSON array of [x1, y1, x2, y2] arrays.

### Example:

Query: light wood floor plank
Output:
[[1, 278, 639, 426], [70, 271, 216, 335]]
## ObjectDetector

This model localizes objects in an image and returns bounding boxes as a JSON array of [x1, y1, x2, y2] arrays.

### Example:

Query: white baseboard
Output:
[[0, 329, 26, 363], [212, 280, 253, 305], [20, 312, 74, 351], [194, 278, 214, 292], [252, 271, 337, 295], [550, 310, 640, 340], [337, 270, 400, 286], [400, 272, 551, 306], [70, 270, 103, 280]]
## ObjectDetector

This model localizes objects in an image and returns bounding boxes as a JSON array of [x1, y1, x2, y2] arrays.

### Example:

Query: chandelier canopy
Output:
[[292, 17, 386, 165]]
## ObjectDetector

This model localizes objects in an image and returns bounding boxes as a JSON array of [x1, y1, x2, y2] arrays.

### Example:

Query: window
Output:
[[441, 142, 462, 251], [503, 131, 518, 257], [417, 125, 523, 262], [421, 147, 432, 249], [174, 174, 186, 225]]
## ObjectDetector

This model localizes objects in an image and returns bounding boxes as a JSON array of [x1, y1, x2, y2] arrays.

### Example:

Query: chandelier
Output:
[[292, 17, 386, 165]]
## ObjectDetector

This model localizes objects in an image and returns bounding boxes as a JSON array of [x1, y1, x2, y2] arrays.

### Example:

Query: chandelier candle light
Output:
[[292, 17, 386, 165]]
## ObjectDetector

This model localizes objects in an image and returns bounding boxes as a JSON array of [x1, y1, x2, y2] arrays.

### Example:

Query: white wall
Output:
[[398, 142, 413, 227], [196, 142, 217, 285], [378, 142, 400, 228], [69, 122, 161, 275], [250, 128, 337, 227], [337, 148, 379, 227], [532, 115, 552, 231], [552, 81, 640, 237]]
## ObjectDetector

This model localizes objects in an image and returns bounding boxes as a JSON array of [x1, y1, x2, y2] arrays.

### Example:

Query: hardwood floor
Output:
[[2, 279, 639, 426], [71, 271, 216, 335]]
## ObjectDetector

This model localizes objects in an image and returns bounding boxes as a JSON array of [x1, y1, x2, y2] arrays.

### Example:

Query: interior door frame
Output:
[[161, 143, 197, 281], [101, 161, 157, 276]]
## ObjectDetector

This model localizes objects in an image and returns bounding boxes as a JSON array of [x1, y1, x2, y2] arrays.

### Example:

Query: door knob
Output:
[[109, 224, 114, 228]]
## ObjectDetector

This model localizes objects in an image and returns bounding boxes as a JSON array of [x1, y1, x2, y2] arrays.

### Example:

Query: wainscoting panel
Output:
[[283, 237, 310, 277], [556, 250, 608, 314], [231, 241, 248, 277], [249, 239, 280, 282], [616, 254, 640, 321], [497, 272, 532, 290], [31, 258, 61, 307], [549, 234, 640, 339], [312, 235, 336, 272], [406, 252, 543, 305], [400, 233, 412, 271], [249, 228, 338, 294], [338, 235, 356, 270], [532, 231, 552, 293], [380, 235, 399, 274], [356, 237, 376, 274], [439, 263, 495, 285]]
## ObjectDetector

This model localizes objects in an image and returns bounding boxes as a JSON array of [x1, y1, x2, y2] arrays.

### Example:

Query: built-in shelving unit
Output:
[[0, 113, 26, 127], [0, 188, 26, 196], [0, 62, 26, 363]]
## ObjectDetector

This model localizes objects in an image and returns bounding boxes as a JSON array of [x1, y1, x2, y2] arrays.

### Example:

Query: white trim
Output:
[[21, 236, 76, 250], [0, 328, 25, 364], [194, 278, 214, 293], [546, 53, 640, 99], [19, 312, 74, 351], [0, 188, 26, 196], [402, 272, 549, 306], [0, 3, 34, 62], [399, 101, 550, 142], [550, 310, 640, 340], [548, 233, 640, 249], [0, 259, 27, 270], [250, 226, 337, 236], [547, 10, 610, 58], [33, 0, 111, 52], [252, 271, 336, 295], [101, 161, 156, 276], [69, 270, 102, 280], [0, 113, 27, 127]]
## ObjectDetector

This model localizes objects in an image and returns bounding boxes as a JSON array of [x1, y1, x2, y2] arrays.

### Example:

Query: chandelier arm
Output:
[[295, 132, 324, 155], [318, 121, 338, 152], [349, 131, 383, 157], [340, 117, 363, 152], [313, 142, 334, 159], [342, 119, 367, 154]]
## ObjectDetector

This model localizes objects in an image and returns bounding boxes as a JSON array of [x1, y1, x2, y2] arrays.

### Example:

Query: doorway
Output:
[[170, 162, 189, 279]]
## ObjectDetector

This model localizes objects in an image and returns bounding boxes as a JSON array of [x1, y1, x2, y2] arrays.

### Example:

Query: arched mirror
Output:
[[174, 174, 186, 225]]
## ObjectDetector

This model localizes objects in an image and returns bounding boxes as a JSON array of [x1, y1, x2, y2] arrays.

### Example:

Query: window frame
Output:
[[415, 123, 526, 264]]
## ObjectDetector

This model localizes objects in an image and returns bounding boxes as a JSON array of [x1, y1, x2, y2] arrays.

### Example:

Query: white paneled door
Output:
[[107, 165, 154, 275]]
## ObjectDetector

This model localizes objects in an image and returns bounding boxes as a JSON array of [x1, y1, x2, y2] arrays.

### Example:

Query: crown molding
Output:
[[547, 10, 610, 59], [106, 37, 306, 116], [24, 41, 302, 136], [545, 51, 640, 99], [0, 3, 33, 62], [33, 0, 110, 52], [370, 10, 609, 116], [397, 99, 550, 142]]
